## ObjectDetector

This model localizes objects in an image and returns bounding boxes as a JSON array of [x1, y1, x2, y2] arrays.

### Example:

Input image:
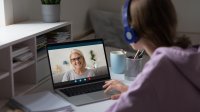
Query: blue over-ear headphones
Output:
[[122, 0, 139, 43]]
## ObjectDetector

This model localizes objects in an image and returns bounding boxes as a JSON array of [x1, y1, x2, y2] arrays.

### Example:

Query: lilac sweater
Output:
[[106, 46, 200, 112]]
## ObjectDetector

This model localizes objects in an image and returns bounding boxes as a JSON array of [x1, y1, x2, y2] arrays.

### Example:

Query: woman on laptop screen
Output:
[[62, 49, 95, 82]]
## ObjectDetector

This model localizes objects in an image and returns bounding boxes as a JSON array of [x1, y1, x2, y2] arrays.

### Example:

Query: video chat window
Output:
[[48, 44, 108, 84]]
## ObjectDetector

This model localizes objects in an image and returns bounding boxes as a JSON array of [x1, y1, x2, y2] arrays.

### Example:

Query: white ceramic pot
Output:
[[41, 4, 60, 23]]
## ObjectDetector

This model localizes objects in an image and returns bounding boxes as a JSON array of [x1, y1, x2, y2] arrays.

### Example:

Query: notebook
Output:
[[9, 91, 73, 112], [46, 39, 115, 106]]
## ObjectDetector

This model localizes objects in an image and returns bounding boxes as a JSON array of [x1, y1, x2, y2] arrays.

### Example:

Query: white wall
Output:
[[60, 0, 98, 37], [96, 0, 125, 12], [0, 0, 13, 26], [9, 0, 200, 44], [172, 0, 200, 33], [0, 0, 5, 26], [97, 0, 200, 44], [12, 0, 29, 23], [12, 0, 98, 37], [97, 0, 200, 33], [172, 0, 200, 44]]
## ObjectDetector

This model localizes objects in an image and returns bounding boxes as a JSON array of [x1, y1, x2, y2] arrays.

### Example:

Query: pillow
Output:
[[89, 10, 134, 52]]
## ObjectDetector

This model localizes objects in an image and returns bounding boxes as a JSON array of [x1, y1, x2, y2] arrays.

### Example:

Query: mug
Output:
[[124, 57, 144, 81], [110, 51, 126, 74]]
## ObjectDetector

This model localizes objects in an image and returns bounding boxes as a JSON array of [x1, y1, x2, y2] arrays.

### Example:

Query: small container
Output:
[[124, 57, 144, 81], [42, 4, 60, 23], [110, 51, 126, 74]]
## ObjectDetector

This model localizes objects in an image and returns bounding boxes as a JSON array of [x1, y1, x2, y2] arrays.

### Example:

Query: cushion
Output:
[[89, 10, 134, 52]]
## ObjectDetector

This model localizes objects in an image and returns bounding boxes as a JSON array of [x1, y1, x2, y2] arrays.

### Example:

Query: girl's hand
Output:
[[103, 80, 128, 100]]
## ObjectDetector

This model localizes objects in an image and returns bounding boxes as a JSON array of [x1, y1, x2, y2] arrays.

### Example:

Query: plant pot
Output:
[[41, 4, 60, 23]]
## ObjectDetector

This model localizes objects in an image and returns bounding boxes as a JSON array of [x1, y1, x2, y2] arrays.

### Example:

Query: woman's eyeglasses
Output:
[[70, 56, 82, 62]]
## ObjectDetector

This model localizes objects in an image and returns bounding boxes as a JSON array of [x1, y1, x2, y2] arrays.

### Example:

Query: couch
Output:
[[89, 9, 134, 52]]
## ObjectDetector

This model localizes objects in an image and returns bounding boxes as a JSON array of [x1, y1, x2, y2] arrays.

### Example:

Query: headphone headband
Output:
[[122, 0, 139, 43]]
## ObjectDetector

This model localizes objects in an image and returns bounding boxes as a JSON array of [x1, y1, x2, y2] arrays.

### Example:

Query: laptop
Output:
[[46, 39, 114, 106]]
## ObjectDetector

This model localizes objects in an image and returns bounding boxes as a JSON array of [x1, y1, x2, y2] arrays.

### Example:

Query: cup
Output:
[[124, 57, 144, 81], [110, 51, 126, 74]]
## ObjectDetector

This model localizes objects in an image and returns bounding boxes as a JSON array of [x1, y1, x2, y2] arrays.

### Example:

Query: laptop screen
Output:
[[47, 39, 110, 89]]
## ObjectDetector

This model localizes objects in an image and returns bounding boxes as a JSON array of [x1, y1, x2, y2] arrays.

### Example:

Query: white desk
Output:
[[2, 46, 139, 112], [2, 72, 133, 112], [1, 70, 134, 112], [72, 72, 133, 112]]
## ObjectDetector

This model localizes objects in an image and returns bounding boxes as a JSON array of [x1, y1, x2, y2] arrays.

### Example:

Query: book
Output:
[[13, 46, 30, 57], [9, 91, 73, 112], [13, 51, 33, 62]]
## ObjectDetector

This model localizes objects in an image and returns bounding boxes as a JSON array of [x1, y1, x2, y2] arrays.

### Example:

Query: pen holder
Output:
[[124, 57, 144, 81]]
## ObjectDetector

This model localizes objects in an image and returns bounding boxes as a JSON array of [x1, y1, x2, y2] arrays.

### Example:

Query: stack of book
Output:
[[47, 32, 70, 44], [36, 31, 70, 51], [9, 91, 73, 112], [37, 36, 47, 50], [13, 46, 33, 68]]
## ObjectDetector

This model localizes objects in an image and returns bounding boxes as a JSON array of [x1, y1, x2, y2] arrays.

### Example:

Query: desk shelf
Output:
[[0, 20, 72, 108], [0, 74, 12, 107], [0, 72, 9, 81], [13, 60, 35, 73], [14, 83, 36, 96], [37, 48, 47, 61]]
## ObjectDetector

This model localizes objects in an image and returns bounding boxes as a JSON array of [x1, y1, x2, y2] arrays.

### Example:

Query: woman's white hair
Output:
[[69, 49, 86, 69]]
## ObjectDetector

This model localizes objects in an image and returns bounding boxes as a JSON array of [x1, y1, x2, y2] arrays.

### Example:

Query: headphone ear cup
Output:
[[124, 26, 138, 43], [122, 0, 139, 43]]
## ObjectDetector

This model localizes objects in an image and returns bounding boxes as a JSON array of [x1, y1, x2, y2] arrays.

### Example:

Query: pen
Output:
[[134, 50, 140, 59], [138, 50, 145, 59]]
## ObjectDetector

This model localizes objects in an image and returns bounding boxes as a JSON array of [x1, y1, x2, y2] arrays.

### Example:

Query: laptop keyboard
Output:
[[60, 81, 105, 97]]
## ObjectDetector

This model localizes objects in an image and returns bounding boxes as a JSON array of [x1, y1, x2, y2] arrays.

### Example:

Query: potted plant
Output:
[[41, 0, 62, 23], [89, 50, 97, 68]]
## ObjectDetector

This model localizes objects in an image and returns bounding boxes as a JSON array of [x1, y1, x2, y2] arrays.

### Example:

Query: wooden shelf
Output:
[[0, 72, 9, 81], [13, 60, 35, 73]]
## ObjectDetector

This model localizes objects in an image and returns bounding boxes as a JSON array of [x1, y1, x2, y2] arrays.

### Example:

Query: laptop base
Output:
[[56, 90, 110, 106]]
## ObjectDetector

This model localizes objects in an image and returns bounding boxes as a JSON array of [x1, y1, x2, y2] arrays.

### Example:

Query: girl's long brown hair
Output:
[[130, 0, 191, 48]]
